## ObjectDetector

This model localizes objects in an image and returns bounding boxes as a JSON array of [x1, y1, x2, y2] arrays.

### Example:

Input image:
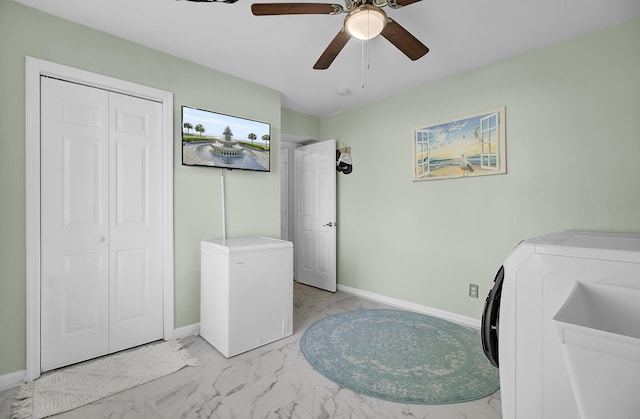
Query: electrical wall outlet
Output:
[[469, 283, 479, 298]]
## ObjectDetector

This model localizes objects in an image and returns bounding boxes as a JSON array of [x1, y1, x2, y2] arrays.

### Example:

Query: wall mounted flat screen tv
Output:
[[181, 105, 271, 172]]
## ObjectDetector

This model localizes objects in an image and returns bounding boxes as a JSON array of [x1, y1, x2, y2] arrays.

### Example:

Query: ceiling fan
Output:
[[251, 0, 429, 70]]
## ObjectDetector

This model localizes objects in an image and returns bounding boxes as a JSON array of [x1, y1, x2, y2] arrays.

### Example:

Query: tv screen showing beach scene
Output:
[[181, 106, 271, 172]]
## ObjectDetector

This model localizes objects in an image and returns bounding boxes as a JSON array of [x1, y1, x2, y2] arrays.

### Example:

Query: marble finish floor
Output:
[[0, 283, 501, 418]]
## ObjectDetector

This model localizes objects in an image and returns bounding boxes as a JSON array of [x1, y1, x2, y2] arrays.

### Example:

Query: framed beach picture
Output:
[[413, 107, 506, 181]]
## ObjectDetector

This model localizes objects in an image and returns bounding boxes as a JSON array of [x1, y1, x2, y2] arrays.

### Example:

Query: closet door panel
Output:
[[40, 77, 110, 371], [108, 92, 164, 352]]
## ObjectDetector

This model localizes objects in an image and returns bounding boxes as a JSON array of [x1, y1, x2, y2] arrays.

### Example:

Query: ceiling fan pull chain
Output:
[[366, 8, 372, 70], [361, 39, 372, 89], [361, 39, 365, 88]]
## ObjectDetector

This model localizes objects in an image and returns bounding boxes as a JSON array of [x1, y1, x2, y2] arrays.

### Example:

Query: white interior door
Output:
[[294, 139, 336, 292], [280, 149, 289, 241], [108, 91, 163, 353], [40, 77, 163, 371]]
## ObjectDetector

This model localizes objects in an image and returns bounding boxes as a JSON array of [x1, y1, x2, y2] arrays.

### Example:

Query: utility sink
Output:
[[553, 282, 640, 419]]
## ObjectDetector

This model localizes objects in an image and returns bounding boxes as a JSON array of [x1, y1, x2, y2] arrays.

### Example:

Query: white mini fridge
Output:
[[200, 237, 293, 358]]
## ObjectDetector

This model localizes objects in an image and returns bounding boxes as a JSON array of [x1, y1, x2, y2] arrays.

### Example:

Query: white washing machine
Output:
[[481, 230, 640, 419]]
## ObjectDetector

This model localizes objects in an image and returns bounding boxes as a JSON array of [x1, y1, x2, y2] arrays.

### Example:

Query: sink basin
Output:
[[553, 282, 640, 419]]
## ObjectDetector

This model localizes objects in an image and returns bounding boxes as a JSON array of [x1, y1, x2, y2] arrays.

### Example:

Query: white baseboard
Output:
[[174, 323, 200, 339], [0, 369, 25, 392], [337, 284, 480, 329]]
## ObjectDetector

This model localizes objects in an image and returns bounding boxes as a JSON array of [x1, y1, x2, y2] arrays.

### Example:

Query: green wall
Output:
[[320, 17, 640, 319], [282, 107, 320, 140], [0, 0, 281, 376]]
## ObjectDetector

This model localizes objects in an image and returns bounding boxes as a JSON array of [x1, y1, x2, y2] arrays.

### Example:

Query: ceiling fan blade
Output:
[[313, 29, 351, 70], [251, 3, 343, 16], [392, 0, 423, 7], [380, 18, 429, 61]]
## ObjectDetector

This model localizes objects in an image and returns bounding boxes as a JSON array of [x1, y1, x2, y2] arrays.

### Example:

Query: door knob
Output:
[[98, 236, 106, 242], [323, 222, 335, 227]]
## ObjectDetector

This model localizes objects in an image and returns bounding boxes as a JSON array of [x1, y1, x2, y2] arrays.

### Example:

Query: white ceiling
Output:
[[13, 0, 640, 117]]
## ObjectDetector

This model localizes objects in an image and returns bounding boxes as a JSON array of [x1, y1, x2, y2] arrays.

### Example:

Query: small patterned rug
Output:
[[11, 340, 199, 419], [300, 309, 499, 404]]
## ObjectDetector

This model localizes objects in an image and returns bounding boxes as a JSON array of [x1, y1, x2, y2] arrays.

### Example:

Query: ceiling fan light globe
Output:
[[344, 6, 387, 40]]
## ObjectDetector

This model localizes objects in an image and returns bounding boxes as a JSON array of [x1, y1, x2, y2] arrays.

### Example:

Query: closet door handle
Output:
[[323, 222, 335, 227], [98, 236, 106, 243]]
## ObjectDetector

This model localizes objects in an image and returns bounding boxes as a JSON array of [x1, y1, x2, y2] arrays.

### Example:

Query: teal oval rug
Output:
[[300, 309, 499, 404]]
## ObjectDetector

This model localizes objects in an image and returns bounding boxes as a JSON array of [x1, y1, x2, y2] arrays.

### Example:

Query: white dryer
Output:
[[481, 230, 640, 419]]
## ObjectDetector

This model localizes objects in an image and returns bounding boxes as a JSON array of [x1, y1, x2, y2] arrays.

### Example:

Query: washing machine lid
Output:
[[526, 230, 640, 263]]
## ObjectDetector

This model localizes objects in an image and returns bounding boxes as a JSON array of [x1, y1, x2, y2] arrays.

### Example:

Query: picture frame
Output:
[[413, 107, 506, 181]]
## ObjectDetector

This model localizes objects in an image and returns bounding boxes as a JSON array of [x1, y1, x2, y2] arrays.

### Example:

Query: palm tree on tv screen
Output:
[[183, 122, 193, 135], [195, 124, 205, 137]]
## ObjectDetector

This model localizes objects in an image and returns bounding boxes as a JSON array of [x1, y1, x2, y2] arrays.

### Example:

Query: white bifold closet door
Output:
[[40, 77, 163, 372]]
